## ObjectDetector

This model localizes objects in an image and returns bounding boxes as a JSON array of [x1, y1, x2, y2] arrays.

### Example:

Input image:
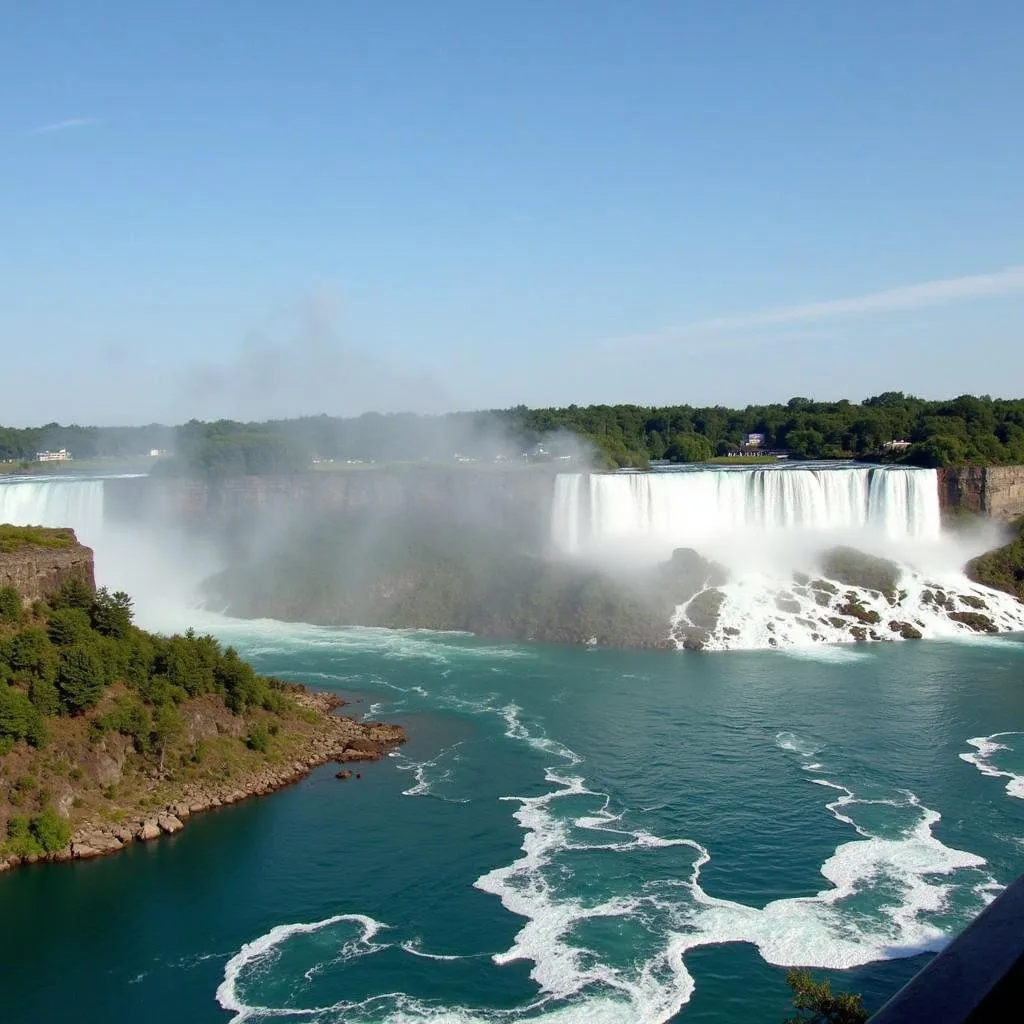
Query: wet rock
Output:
[[888, 620, 923, 640], [948, 611, 998, 633], [157, 814, 184, 834], [959, 594, 988, 610], [820, 548, 900, 600], [836, 601, 881, 625]]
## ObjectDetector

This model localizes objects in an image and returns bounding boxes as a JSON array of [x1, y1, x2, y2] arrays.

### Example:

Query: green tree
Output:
[[0, 586, 23, 624], [89, 588, 134, 639], [51, 577, 95, 611], [784, 969, 868, 1024], [47, 607, 93, 647], [8, 628, 58, 683], [56, 643, 106, 714], [151, 704, 183, 773], [666, 432, 714, 463], [0, 683, 47, 747], [216, 648, 267, 713], [28, 676, 61, 717]]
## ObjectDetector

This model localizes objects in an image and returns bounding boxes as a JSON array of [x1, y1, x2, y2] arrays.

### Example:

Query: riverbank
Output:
[[0, 688, 404, 872]]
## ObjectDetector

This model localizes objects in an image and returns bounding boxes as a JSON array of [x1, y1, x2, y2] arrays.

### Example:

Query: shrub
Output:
[[245, 722, 271, 753], [99, 694, 152, 752], [30, 805, 71, 853], [0, 586, 23, 624], [4, 816, 39, 858], [46, 607, 93, 647], [0, 684, 47, 747], [56, 643, 107, 714]]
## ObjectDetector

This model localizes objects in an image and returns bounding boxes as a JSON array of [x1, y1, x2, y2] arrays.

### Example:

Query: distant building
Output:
[[35, 448, 72, 462], [743, 433, 765, 448], [148, 448, 169, 457], [883, 439, 911, 450]]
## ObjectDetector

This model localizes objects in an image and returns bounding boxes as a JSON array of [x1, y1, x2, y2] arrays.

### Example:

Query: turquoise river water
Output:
[[2, 618, 1022, 1023]]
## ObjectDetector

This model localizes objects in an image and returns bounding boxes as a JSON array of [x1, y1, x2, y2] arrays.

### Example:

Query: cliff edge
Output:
[[0, 526, 95, 608]]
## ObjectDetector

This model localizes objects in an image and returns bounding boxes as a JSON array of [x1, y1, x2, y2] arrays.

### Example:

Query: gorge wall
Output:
[[0, 534, 95, 608], [938, 466, 1024, 521], [103, 468, 559, 545]]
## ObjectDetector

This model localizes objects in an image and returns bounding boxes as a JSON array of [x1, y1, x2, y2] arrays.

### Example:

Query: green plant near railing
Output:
[[784, 970, 868, 1024]]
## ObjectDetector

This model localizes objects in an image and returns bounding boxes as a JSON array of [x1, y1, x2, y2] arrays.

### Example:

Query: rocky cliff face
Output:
[[104, 468, 560, 554], [938, 467, 1024, 521], [0, 535, 95, 607]]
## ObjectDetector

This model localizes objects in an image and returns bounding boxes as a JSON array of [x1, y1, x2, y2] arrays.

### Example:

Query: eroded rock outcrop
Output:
[[0, 529, 95, 608]]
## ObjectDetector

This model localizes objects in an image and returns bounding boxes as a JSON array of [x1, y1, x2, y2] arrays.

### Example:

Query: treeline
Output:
[[5, 393, 1024, 472], [516, 393, 1024, 468], [0, 423, 174, 462]]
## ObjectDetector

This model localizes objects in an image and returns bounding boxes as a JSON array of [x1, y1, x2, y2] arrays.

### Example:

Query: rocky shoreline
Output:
[[0, 690, 405, 873]]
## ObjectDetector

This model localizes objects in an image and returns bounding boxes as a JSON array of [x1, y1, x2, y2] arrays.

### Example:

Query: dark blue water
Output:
[[2, 620, 1022, 1023]]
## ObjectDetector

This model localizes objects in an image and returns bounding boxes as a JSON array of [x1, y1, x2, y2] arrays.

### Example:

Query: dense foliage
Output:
[[0, 580, 287, 755], [5, 393, 1024, 472]]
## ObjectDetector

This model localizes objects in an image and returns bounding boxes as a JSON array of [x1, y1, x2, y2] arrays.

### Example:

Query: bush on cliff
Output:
[[0, 684, 48, 750], [0, 586, 22, 625]]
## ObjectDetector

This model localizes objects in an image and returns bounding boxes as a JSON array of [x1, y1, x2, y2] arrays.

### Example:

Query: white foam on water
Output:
[[774, 732, 823, 758], [216, 914, 386, 1020], [960, 733, 1024, 800], [215, 691, 1001, 1024], [395, 743, 469, 802]]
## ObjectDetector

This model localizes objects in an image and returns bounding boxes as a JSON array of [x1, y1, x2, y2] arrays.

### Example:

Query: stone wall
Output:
[[0, 537, 96, 607], [938, 466, 1024, 521]]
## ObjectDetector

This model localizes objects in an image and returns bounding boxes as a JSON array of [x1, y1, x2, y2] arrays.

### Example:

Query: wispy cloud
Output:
[[30, 116, 101, 135], [604, 265, 1024, 352]]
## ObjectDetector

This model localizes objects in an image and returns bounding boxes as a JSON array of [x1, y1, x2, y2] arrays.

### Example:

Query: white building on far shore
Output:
[[35, 448, 72, 462]]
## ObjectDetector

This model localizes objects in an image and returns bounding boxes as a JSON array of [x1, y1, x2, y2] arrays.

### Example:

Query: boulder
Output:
[[157, 814, 184, 834], [136, 819, 161, 841]]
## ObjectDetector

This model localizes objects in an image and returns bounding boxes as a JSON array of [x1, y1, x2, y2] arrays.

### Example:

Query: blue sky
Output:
[[2, 1, 1023, 425]]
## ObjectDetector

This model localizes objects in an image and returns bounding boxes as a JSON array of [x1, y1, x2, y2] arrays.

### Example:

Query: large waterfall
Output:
[[0, 475, 211, 628], [551, 466, 942, 558], [0, 477, 107, 547], [551, 465, 1024, 650]]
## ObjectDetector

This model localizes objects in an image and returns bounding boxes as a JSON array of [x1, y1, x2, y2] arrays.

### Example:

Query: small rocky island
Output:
[[0, 525, 404, 872]]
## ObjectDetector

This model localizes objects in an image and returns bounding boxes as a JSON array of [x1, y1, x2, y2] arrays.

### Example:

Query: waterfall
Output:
[[0, 477, 106, 547], [0, 475, 211, 626], [551, 466, 942, 557]]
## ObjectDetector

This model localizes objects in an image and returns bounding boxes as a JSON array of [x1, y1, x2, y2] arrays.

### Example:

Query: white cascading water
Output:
[[0, 477, 107, 545], [0, 476, 212, 629], [551, 466, 1024, 650], [552, 466, 942, 557]]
